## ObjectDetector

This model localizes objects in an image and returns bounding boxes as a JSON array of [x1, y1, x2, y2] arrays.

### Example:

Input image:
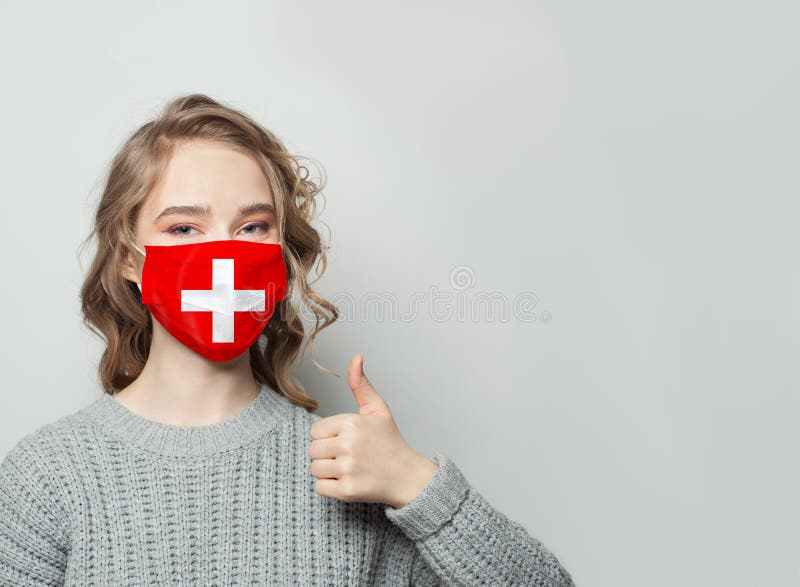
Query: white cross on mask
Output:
[[180, 259, 266, 343]]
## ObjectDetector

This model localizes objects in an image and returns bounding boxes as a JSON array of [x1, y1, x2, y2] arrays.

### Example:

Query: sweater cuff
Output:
[[384, 453, 470, 540]]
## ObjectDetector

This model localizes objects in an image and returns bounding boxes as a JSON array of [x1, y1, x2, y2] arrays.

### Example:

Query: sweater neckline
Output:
[[83, 383, 293, 457]]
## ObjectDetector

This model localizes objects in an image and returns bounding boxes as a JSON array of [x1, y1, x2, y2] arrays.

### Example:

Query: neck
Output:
[[115, 319, 261, 427]]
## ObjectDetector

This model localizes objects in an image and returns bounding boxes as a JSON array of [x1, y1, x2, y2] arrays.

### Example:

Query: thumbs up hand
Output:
[[308, 354, 439, 509]]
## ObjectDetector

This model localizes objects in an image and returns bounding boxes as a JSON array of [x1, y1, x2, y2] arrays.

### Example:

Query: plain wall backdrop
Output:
[[0, 1, 797, 585]]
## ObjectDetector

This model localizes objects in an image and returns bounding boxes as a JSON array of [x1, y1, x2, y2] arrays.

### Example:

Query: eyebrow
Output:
[[153, 201, 276, 222]]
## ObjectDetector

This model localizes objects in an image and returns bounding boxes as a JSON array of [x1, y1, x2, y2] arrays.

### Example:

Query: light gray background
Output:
[[0, 2, 797, 585]]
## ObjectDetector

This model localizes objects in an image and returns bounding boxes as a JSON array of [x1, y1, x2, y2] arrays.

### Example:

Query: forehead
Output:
[[143, 140, 274, 214]]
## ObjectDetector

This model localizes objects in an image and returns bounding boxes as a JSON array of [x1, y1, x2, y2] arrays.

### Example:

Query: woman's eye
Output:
[[167, 224, 198, 236], [240, 222, 271, 235], [165, 222, 269, 237]]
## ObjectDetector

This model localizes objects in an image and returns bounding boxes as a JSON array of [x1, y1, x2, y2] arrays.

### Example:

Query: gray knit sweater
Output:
[[0, 384, 574, 586]]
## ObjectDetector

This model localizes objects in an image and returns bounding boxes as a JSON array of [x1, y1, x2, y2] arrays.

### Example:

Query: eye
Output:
[[239, 222, 271, 235], [166, 224, 198, 236]]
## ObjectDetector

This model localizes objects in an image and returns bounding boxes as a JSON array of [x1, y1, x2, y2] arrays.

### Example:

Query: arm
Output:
[[0, 439, 69, 586], [384, 453, 575, 586]]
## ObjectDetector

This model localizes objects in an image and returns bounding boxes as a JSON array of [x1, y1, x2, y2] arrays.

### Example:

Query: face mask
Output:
[[132, 239, 288, 362]]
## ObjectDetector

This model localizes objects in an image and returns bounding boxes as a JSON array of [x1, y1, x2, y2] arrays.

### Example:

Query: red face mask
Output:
[[132, 239, 288, 362]]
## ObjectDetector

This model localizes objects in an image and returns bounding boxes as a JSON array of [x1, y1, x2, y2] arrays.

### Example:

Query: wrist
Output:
[[387, 452, 439, 510]]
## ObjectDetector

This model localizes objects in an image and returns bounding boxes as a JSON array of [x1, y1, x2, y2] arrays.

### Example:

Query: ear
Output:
[[119, 245, 142, 284]]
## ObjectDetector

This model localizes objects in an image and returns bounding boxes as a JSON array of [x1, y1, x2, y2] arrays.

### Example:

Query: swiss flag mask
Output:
[[132, 239, 288, 362]]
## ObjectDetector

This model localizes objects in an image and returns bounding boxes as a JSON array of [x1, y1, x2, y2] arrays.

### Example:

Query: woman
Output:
[[0, 94, 574, 585]]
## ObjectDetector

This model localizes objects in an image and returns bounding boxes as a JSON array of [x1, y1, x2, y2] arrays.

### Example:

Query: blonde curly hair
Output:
[[78, 93, 339, 412]]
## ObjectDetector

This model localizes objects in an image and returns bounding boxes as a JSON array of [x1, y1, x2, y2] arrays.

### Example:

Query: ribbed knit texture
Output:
[[0, 384, 574, 586]]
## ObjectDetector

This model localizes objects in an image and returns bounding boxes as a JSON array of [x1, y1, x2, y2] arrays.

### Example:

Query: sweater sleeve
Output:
[[384, 453, 575, 586], [0, 438, 69, 586]]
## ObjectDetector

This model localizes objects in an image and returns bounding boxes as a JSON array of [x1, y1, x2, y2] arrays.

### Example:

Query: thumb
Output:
[[348, 354, 390, 416]]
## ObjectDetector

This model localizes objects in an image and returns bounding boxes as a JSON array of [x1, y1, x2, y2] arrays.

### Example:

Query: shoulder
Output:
[[1, 408, 81, 467], [3, 407, 89, 470], [275, 393, 325, 432], [1, 396, 107, 497], [0, 408, 84, 535]]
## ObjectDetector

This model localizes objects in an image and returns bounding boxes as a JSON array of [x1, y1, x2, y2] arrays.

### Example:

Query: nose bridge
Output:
[[196, 210, 238, 240], [209, 219, 236, 240]]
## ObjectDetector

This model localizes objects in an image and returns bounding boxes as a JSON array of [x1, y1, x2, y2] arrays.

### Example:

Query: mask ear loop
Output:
[[132, 243, 145, 292]]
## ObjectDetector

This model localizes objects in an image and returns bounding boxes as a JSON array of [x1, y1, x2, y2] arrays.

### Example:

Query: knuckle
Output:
[[338, 439, 354, 455], [339, 481, 356, 502], [339, 455, 354, 474]]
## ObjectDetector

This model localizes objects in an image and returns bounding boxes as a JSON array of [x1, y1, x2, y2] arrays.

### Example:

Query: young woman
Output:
[[0, 94, 574, 585]]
